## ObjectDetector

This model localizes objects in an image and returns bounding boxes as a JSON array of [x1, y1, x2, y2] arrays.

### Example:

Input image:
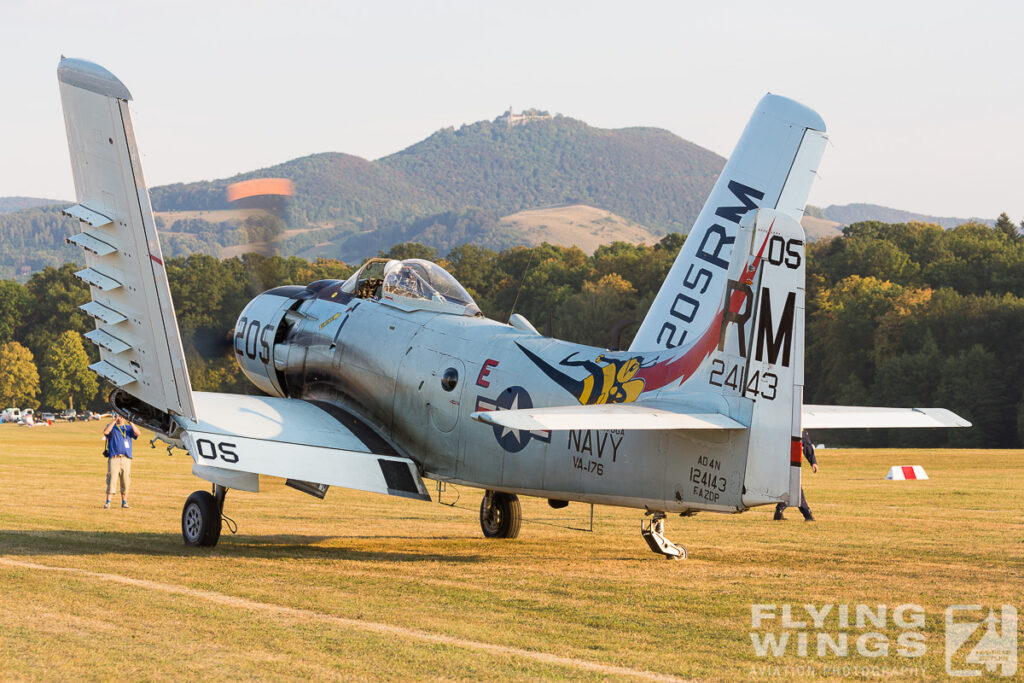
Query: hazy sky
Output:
[[3, 1, 1022, 221]]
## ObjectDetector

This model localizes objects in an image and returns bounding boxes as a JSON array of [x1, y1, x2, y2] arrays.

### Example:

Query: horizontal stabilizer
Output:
[[802, 405, 971, 429], [176, 392, 431, 501], [471, 401, 744, 432]]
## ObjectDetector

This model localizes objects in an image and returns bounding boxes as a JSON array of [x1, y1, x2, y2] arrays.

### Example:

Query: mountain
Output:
[[0, 205, 80, 279], [140, 114, 727, 263], [149, 115, 726, 235], [376, 117, 723, 233], [820, 203, 994, 229], [151, 152, 445, 226], [0, 197, 64, 214], [0, 113, 1006, 279]]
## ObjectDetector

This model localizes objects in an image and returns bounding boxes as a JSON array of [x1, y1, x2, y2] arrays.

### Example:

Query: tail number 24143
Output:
[[709, 360, 778, 400]]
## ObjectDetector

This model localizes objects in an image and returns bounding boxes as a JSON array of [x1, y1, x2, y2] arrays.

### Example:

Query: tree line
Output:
[[1, 215, 1021, 446]]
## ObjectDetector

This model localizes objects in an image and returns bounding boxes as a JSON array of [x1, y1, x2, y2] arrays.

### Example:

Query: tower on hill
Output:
[[495, 107, 552, 128]]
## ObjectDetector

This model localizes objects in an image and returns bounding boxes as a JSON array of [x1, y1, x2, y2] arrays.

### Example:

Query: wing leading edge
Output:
[[471, 402, 970, 432], [471, 401, 745, 432], [801, 405, 971, 429]]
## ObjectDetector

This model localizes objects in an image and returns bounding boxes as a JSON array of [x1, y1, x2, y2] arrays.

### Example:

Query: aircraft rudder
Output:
[[737, 209, 806, 507]]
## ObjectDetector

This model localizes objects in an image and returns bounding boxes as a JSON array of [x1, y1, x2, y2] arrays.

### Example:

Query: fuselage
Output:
[[234, 278, 752, 514]]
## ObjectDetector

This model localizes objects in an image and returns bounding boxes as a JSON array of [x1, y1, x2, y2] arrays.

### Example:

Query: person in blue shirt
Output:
[[103, 415, 140, 509]]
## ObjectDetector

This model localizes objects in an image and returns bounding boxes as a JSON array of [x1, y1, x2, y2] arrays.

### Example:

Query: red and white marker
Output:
[[885, 466, 928, 480]]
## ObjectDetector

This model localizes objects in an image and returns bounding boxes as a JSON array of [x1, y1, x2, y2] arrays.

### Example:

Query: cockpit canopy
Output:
[[341, 258, 481, 316]]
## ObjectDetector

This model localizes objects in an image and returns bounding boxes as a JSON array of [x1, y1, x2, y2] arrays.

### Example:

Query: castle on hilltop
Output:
[[495, 107, 552, 128]]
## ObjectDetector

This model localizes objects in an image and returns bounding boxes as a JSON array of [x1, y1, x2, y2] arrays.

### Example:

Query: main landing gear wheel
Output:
[[641, 512, 687, 559], [480, 491, 521, 539], [182, 487, 225, 547]]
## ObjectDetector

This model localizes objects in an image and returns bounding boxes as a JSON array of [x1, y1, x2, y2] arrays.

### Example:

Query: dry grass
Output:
[[498, 205, 659, 253], [800, 215, 843, 242], [1, 422, 1020, 680], [155, 208, 272, 224]]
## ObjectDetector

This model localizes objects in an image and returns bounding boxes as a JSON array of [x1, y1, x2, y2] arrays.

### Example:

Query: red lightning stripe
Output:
[[149, 254, 164, 266], [635, 221, 775, 392]]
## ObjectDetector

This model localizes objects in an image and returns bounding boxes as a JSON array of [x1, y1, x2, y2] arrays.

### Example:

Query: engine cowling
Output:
[[233, 285, 308, 397]]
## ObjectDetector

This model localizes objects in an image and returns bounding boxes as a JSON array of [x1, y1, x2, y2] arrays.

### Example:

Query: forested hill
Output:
[[0, 197, 63, 214], [820, 203, 995, 229], [377, 118, 724, 233], [150, 152, 445, 225], [0, 111, 1007, 279], [150, 115, 726, 233]]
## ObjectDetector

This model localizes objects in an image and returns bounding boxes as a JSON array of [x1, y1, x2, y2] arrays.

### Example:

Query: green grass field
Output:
[[1, 422, 1020, 680]]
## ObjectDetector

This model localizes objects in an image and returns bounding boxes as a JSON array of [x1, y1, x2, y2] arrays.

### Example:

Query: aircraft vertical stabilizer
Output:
[[58, 58, 195, 422], [630, 94, 826, 354]]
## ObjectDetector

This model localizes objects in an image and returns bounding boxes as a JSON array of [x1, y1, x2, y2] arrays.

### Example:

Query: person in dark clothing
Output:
[[774, 429, 818, 521]]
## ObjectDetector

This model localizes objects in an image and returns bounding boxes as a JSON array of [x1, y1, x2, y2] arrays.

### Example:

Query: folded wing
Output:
[[58, 57, 195, 421]]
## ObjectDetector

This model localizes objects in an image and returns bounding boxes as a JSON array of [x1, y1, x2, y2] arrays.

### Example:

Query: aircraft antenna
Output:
[[509, 248, 536, 317]]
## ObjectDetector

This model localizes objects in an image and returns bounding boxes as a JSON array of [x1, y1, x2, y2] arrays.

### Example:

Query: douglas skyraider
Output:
[[57, 58, 969, 558]]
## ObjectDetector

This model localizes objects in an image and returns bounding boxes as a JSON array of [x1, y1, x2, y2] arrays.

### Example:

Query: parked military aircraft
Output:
[[58, 58, 969, 558]]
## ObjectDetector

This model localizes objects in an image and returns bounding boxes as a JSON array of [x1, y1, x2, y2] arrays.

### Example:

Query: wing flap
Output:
[[176, 392, 430, 501], [471, 401, 744, 432], [802, 405, 971, 429], [181, 430, 429, 501]]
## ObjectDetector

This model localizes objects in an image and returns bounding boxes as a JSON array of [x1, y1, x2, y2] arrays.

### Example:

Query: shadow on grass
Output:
[[0, 529, 485, 563]]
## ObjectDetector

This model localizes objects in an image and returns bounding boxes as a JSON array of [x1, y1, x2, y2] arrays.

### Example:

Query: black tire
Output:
[[480, 492, 521, 539], [182, 491, 222, 547]]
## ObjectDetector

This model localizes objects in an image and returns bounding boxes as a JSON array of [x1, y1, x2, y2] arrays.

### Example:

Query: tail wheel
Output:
[[480, 491, 521, 539], [182, 490, 222, 547]]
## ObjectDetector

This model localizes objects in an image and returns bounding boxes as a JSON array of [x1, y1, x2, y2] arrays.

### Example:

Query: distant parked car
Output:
[[61, 409, 78, 422], [41, 412, 56, 422], [1, 408, 22, 423], [81, 410, 95, 421]]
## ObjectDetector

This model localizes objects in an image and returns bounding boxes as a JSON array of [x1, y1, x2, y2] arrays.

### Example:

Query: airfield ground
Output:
[[0, 422, 1020, 681]]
